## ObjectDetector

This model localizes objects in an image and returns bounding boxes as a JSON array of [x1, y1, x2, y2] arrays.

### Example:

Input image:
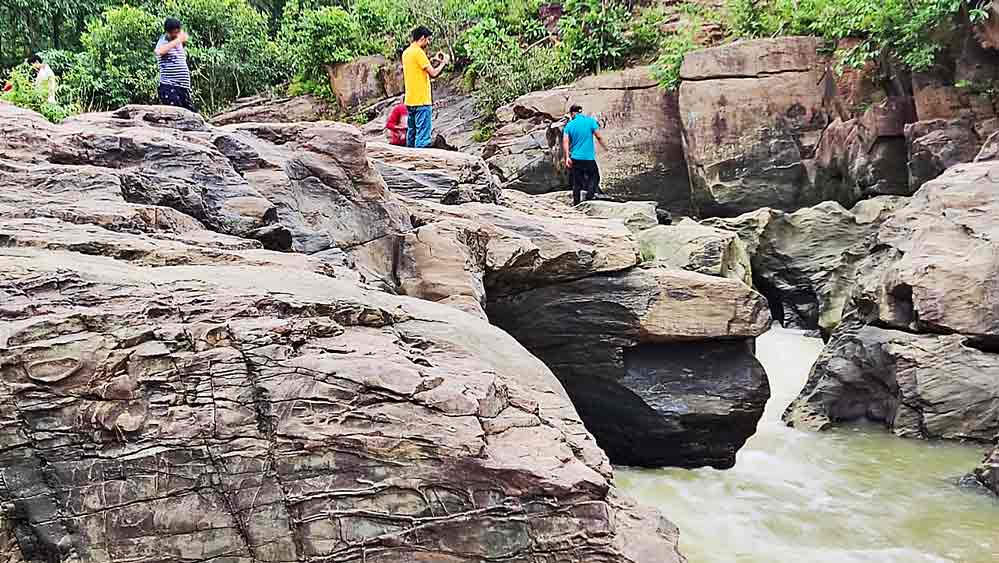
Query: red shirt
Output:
[[385, 104, 408, 146]]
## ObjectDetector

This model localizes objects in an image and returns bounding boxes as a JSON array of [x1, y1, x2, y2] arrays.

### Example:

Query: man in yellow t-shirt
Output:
[[402, 26, 449, 148]]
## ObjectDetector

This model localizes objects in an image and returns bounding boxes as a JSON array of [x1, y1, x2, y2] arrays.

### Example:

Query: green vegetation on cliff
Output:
[[1, 0, 992, 121]]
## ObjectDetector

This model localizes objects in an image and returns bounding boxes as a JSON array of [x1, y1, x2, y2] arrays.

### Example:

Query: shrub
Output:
[[472, 44, 572, 114], [559, 0, 631, 73], [351, 0, 414, 55], [651, 22, 701, 91], [724, 0, 974, 72], [278, 2, 369, 83], [1, 64, 80, 123], [64, 5, 161, 110]]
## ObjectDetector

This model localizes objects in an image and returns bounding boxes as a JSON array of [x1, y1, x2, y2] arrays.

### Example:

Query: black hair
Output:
[[27, 54, 42, 64], [569, 104, 583, 114], [164, 18, 182, 33], [412, 26, 432, 42]]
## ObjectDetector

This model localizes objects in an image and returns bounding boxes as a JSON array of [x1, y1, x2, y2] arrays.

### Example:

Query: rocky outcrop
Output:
[[489, 266, 772, 468], [679, 37, 833, 216], [785, 160, 999, 489], [0, 103, 685, 562], [905, 117, 994, 190], [785, 322, 999, 440], [704, 197, 904, 334], [637, 219, 752, 285], [576, 200, 661, 234], [484, 67, 691, 214], [211, 94, 333, 126], [810, 98, 915, 204], [326, 55, 404, 111], [367, 142, 501, 204]]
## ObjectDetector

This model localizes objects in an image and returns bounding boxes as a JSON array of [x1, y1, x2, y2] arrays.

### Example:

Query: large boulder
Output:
[[905, 117, 993, 190], [210, 95, 333, 126], [810, 98, 915, 204], [576, 200, 661, 234], [489, 266, 772, 468], [367, 141, 501, 204], [705, 197, 904, 334], [326, 55, 404, 111], [0, 106, 685, 563], [637, 219, 752, 285], [977, 446, 999, 496], [850, 162, 999, 338], [785, 160, 999, 491], [785, 322, 999, 442], [484, 67, 691, 214], [679, 37, 833, 216], [213, 122, 412, 253]]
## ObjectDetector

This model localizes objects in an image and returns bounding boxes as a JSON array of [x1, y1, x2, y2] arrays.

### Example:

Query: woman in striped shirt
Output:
[[154, 18, 196, 113]]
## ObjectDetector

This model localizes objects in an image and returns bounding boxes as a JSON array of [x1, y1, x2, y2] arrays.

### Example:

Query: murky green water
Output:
[[617, 329, 999, 563]]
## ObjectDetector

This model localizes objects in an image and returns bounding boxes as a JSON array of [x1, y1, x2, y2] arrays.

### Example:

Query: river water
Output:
[[617, 329, 999, 563]]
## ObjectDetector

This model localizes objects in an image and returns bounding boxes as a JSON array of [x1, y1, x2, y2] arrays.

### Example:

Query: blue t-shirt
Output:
[[564, 114, 599, 161]]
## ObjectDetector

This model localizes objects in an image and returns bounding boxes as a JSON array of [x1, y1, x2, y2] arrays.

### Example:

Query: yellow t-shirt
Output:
[[402, 44, 432, 106]]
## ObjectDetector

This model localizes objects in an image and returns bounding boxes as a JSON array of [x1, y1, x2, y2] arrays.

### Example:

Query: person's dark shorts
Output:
[[158, 84, 196, 113]]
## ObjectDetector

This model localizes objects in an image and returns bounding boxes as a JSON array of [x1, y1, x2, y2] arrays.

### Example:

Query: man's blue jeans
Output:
[[406, 104, 432, 148]]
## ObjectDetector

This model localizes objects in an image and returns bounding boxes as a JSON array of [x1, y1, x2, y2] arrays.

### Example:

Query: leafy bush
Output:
[[64, 5, 161, 110], [472, 43, 572, 113], [559, 0, 631, 73], [64, 0, 281, 114], [278, 2, 370, 83], [351, 0, 414, 55], [628, 5, 669, 56], [724, 0, 972, 72], [1, 64, 80, 123], [651, 23, 700, 91]]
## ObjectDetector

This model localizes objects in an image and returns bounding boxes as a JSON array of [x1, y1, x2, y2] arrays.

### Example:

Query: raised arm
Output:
[[155, 31, 188, 57], [425, 52, 449, 79]]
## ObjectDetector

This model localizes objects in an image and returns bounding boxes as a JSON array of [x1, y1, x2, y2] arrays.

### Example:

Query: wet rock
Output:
[[488, 266, 772, 468], [0, 106, 684, 563], [785, 322, 999, 442], [367, 142, 501, 204], [905, 118, 990, 190], [485, 67, 691, 214], [705, 197, 904, 334], [211, 94, 333, 126], [637, 219, 752, 285], [679, 37, 832, 216]]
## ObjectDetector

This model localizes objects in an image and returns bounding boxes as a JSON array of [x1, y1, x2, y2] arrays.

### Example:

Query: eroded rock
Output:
[[488, 266, 772, 468], [367, 142, 501, 204], [637, 219, 752, 285]]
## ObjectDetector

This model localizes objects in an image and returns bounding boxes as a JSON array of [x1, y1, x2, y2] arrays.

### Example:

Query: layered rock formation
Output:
[[0, 103, 686, 562], [484, 67, 691, 214], [679, 37, 833, 216], [705, 197, 903, 334], [783, 161, 999, 492], [325, 55, 404, 111], [367, 142, 501, 204], [211, 94, 333, 126], [638, 219, 752, 286]]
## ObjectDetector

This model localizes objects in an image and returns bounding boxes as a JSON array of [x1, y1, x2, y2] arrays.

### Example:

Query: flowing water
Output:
[[617, 328, 999, 563]]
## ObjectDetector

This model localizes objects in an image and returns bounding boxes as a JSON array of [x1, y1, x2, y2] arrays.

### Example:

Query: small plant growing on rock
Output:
[[1, 64, 80, 123]]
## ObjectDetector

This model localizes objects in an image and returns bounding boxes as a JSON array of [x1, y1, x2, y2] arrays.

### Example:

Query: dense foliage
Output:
[[0, 0, 992, 122], [0, 63, 79, 122]]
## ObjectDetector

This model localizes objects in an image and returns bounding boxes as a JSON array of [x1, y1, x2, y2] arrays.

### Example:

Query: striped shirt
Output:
[[155, 35, 191, 89]]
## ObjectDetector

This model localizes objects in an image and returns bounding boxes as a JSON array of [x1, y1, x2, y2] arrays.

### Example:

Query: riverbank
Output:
[[618, 329, 999, 563]]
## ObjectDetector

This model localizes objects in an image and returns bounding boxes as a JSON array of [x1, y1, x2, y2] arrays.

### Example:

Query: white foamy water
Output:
[[616, 328, 999, 563]]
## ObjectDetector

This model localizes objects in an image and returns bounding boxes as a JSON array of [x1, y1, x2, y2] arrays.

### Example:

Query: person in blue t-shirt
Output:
[[562, 104, 608, 205]]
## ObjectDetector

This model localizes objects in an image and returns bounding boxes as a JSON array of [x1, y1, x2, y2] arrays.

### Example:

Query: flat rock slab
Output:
[[367, 141, 501, 204]]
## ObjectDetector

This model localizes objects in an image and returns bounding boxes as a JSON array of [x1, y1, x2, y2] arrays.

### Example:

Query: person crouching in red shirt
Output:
[[385, 103, 408, 146]]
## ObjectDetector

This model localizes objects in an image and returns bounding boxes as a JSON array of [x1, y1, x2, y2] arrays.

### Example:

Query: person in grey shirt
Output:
[[155, 18, 195, 112]]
